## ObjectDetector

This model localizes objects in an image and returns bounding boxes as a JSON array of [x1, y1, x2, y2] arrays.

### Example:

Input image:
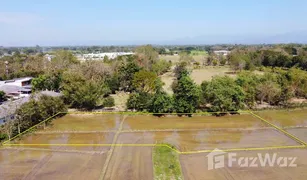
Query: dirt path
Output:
[[99, 115, 126, 180]]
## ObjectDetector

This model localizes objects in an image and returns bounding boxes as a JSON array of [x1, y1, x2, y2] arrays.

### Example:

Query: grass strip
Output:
[[153, 144, 183, 180]]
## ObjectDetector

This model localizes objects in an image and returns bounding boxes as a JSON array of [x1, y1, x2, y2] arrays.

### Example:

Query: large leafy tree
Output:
[[148, 91, 173, 114], [135, 45, 159, 70], [132, 70, 158, 93], [126, 92, 152, 111], [118, 60, 141, 92], [236, 72, 261, 108], [32, 73, 62, 92], [203, 76, 245, 112], [152, 59, 171, 75], [173, 72, 200, 115], [61, 71, 110, 110], [50, 50, 79, 70], [15, 95, 67, 134]]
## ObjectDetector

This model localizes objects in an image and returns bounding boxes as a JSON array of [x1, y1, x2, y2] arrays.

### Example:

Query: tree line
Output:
[[0, 95, 67, 141], [1, 45, 307, 115]]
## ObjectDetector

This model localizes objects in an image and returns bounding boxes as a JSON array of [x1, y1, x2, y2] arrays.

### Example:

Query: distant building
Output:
[[44, 54, 56, 61], [213, 50, 230, 56], [0, 91, 62, 125], [79, 52, 135, 61], [0, 77, 33, 99]]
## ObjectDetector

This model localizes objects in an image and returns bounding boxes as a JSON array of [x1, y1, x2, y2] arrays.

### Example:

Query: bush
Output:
[[0, 133, 8, 141], [202, 76, 245, 112], [126, 92, 152, 111], [148, 91, 173, 114], [103, 96, 115, 107]]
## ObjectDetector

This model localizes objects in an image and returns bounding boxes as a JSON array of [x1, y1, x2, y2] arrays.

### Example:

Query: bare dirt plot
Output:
[[159, 55, 180, 63], [12, 132, 115, 152], [117, 129, 298, 151], [104, 146, 153, 180], [190, 66, 236, 84], [0, 149, 107, 180], [255, 109, 307, 128], [123, 114, 270, 130], [44, 114, 122, 131], [180, 149, 307, 180], [160, 66, 235, 93]]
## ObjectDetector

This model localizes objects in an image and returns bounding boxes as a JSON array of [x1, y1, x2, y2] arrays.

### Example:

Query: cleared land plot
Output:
[[160, 66, 235, 93], [255, 109, 307, 128], [104, 146, 153, 180], [0, 149, 107, 180], [12, 132, 115, 152], [190, 66, 236, 85], [117, 130, 298, 151], [123, 114, 270, 130], [43, 114, 122, 131], [180, 149, 307, 180]]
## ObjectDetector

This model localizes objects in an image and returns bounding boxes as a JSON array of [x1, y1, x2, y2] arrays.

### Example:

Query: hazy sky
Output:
[[1, 0, 307, 46]]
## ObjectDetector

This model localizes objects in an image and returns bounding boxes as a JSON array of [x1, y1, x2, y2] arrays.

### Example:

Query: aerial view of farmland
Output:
[[1, 109, 307, 180]]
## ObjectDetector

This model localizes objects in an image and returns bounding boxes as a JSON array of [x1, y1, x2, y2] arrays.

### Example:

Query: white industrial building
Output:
[[78, 52, 134, 61], [213, 50, 231, 56]]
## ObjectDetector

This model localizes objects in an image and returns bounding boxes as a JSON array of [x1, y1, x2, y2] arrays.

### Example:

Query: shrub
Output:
[[103, 96, 115, 107]]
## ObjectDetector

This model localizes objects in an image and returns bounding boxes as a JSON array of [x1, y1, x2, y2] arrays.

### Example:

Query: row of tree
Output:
[[126, 62, 307, 115], [228, 49, 307, 71], [0, 95, 67, 141]]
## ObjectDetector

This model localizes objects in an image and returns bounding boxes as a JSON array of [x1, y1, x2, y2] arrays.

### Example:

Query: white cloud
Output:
[[0, 12, 43, 25]]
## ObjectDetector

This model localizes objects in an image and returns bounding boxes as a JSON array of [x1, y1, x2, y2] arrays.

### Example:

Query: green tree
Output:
[[135, 45, 159, 70], [228, 53, 248, 71], [152, 59, 172, 75], [15, 95, 67, 133], [256, 80, 281, 105], [173, 73, 200, 115], [203, 76, 245, 112], [61, 71, 110, 110], [50, 50, 79, 71], [102, 96, 115, 107], [132, 70, 158, 93], [118, 60, 141, 91], [106, 73, 120, 94], [148, 91, 173, 115], [236, 72, 261, 108], [0, 91, 6, 102], [126, 92, 152, 111], [32, 73, 62, 92]]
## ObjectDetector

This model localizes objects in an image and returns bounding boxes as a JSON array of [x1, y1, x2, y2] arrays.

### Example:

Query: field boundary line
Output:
[[35, 130, 117, 134], [249, 112, 307, 146], [120, 127, 275, 133], [67, 110, 250, 115], [3, 143, 304, 154], [179, 145, 306, 154], [99, 115, 126, 180], [3, 146, 107, 155]]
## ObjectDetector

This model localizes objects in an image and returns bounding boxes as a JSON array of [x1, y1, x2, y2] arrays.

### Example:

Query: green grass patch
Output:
[[153, 144, 183, 180], [190, 50, 208, 56]]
